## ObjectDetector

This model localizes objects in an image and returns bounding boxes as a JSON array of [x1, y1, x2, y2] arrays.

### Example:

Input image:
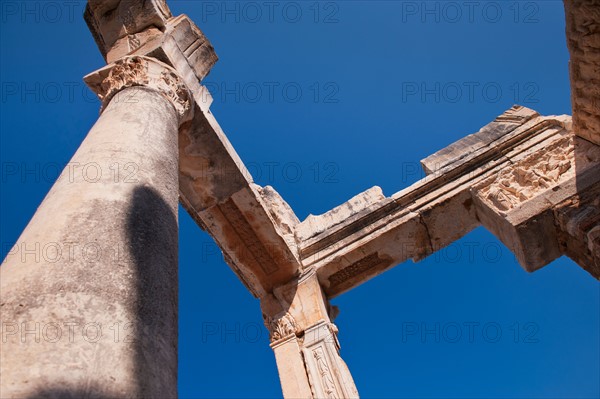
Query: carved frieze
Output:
[[477, 136, 575, 213], [328, 252, 390, 289], [312, 347, 339, 399]]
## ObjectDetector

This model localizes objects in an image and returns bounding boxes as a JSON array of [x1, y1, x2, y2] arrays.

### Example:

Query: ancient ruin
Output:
[[1, 1, 598, 398]]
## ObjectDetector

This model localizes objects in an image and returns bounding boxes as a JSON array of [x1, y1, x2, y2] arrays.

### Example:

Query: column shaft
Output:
[[271, 336, 314, 398], [1, 77, 184, 397]]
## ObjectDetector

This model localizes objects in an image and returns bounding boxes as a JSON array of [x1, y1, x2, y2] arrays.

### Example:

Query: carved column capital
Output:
[[84, 56, 193, 124], [264, 312, 298, 344]]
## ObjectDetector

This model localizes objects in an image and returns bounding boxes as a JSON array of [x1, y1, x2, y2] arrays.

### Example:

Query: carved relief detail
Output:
[[99, 56, 146, 98], [97, 56, 191, 119], [158, 70, 192, 117], [302, 322, 358, 398], [479, 137, 575, 212], [312, 347, 339, 399], [127, 34, 142, 52], [219, 198, 279, 275], [329, 252, 390, 289], [264, 312, 297, 343]]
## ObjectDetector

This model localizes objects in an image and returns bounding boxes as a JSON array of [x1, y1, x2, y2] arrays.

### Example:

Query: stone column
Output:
[[262, 271, 359, 399], [0, 56, 191, 398]]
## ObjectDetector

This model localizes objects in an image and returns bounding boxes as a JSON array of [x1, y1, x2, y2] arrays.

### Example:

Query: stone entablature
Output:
[[297, 106, 599, 297], [1, 1, 599, 398]]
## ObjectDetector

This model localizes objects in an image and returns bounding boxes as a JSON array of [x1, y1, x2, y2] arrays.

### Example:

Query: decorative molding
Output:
[[88, 56, 192, 121], [327, 323, 341, 351], [494, 105, 538, 124], [219, 198, 279, 276], [478, 136, 575, 212], [127, 34, 142, 52], [328, 252, 389, 289], [264, 312, 297, 343], [312, 346, 339, 399]]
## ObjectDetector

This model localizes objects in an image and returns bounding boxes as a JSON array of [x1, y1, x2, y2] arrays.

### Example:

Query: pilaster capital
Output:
[[84, 55, 193, 124], [264, 312, 299, 346]]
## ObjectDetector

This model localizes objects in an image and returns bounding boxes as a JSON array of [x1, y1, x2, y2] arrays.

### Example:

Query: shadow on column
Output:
[[126, 185, 179, 398], [23, 386, 116, 399], [24, 186, 179, 399]]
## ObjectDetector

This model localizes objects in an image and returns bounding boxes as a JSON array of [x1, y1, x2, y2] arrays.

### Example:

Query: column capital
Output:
[[84, 55, 193, 124], [265, 312, 299, 346]]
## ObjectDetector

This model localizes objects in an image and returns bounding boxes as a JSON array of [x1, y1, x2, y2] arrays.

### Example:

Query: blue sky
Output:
[[1, 1, 598, 398]]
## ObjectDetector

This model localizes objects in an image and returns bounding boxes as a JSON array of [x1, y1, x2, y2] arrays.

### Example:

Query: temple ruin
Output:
[[1, 1, 598, 398]]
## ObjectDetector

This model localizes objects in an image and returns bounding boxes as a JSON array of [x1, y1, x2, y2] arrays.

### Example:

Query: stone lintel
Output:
[[85, 0, 172, 62], [421, 105, 540, 174], [139, 21, 302, 297], [85, 4, 218, 84], [296, 186, 386, 243], [194, 184, 301, 297], [299, 106, 556, 259], [134, 14, 218, 85], [149, 18, 303, 297], [297, 106, 597, 297], [307, 210, 430, 298]]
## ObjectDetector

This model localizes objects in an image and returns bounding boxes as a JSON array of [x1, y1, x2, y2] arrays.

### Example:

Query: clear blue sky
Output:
[[1, 1, 598, 398]]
